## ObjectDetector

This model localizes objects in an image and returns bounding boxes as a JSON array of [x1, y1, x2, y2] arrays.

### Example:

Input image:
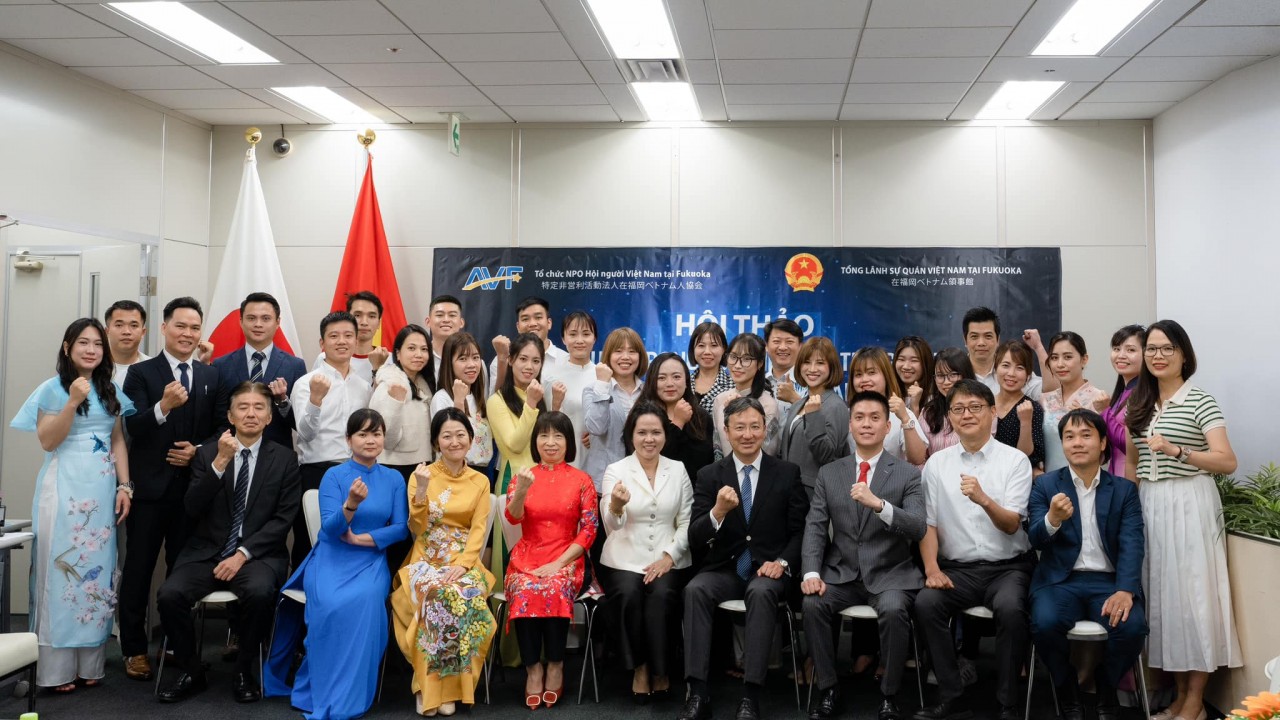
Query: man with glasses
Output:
[[913, 379, 1034, 720]]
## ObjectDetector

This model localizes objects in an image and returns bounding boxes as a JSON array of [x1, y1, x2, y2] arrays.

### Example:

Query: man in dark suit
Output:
[[679, 396, 809, 720], [156, 381, 300, 703], [211, 292, 306, 448], [1028, 409, 1146, 720], [802, 391, 926, 720], [120, 296, 227, 681]]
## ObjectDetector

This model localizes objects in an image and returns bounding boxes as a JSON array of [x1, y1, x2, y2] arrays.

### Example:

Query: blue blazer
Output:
[[1028, 467, 1144, 598], [212, 345, 307, 449]]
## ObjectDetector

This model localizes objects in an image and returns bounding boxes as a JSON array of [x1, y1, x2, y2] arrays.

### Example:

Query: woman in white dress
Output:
[[1125, 319, 1241, 720]]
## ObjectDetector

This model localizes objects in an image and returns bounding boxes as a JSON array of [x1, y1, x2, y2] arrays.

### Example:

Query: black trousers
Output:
[[803, 580, 916, 696], [156, 558, 283, 677], [914, 559, 1032, 707], [514, 618, 570, 665], [683, 568, 787, 689], [601, 568, 683, 677], [119, 496, 191, 657], [291, 461, 339, 570], [1030, 571, 1148, 688]]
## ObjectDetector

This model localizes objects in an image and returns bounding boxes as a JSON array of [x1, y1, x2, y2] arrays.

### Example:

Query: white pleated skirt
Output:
[[1140, 474, 1243, 671]]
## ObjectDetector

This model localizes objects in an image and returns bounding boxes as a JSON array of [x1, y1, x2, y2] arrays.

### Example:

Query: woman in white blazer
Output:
[[599, 401, 693, 704]]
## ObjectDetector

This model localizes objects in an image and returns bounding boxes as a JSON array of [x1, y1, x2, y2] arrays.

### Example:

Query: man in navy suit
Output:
[[212, 292, 306, 448], [1028, 409, 1146, 720], [120, 297, 227, 681]]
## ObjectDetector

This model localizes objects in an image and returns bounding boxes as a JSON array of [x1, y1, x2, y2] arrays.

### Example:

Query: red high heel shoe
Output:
[[526, 692, 542, 710], [541, 683, 563, 708]]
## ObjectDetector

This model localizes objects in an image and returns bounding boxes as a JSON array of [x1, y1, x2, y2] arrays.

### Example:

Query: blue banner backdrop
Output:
[[430, 247, 1061, 368]]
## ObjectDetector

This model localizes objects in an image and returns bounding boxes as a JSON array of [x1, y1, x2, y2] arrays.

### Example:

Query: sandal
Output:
[[77, 677, 103, 689], [49, 682, 76, 694]]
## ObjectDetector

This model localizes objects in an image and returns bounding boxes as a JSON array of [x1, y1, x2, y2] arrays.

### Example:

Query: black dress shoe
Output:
[[1055, 677, 1083, 720], [997, 705, 1022, 720], [157, 673, 207, 703], [1095, 675, 1120, 720], [233, 672, 261, 703], [677, 694, 712, 720], [735, 697, 760, 720], [912, 700, 973, 720], [809, 686, 838, 719], [879, 695, 903, 720]]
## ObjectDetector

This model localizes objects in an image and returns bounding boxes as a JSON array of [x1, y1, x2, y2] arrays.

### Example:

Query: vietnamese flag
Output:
[[331, 153, 407, 348]]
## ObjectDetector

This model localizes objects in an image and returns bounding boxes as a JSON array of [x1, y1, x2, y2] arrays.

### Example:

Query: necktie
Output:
[[178, 362, 190, 393], [250, 351, 265, 383], [222, 448, 251, 559], [736, 465, 754, 580], [857, 461, 870, 485]]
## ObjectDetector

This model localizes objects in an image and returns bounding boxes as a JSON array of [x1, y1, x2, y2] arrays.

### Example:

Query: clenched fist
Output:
[[959, 473, 990, 507], [1092, 393, 1111, 413], [1016, 398, 1034, 423], [159, 380, 189, 414], [525, 378, 544, 408], [492, 335, 511, 359], [368, 346, 390, 371], [512, 467, 536, 497], [670, 399, 694, 428], [452, 378, 470, 405], [413, 463, 431, 503], [68, 376, 91, 406], [802, 392, 822, 416], [346, 477, 369, 509], [609, 482, 631, 515], [712, 485, 740, 522], [551, 381, 567, 411], [595, 362, 613, 383], [196, 341, 215, 364], [309, 373, 332, 406], [1047, 492, 1074, 527], [776, 377, 800, 404], [268, 377, 289, 401], [906, 382, 922, 410], [889, 393, 909, 421], [387, 383, 408, 402], [215, 430, 238, 466]]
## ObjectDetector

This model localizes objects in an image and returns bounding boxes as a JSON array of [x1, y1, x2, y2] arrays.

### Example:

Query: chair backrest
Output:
[[1267, 654, 1279, 693], [302, 489, 321, 546], [497, 492, 523, 548], [484, 493, 498, 545]]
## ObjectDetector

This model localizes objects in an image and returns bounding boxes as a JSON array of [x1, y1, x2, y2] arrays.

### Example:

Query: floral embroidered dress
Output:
[[392, 461, 496, 714], [503, 462, 597, 626], [10, 377, 133, 685]]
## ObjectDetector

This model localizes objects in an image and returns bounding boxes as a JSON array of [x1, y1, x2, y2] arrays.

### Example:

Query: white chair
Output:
[[279, 488, 321, 609], [0, 632, 37, 714], [959, 605, 1039, 717], [1266, 654, 1278, 693], [805, 604, 926, 709], [717, 598, 803, 710], [1029, 620, 1153, 720], [154, 590, 263, 696]]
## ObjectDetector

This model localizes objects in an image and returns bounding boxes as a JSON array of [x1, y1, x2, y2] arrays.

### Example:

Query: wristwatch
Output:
[[1178, 445, 1193, 463], [902, 417, 917, 431], [776, 559, 789, 572]]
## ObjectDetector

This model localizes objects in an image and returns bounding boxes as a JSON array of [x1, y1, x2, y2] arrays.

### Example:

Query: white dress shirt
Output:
[[600, 455, 694, 572], [291, 361, 372, 464], [244, 344, 273, 377], [211, 437, 262, 558], [313, 351, 374, 386], [154, 349, 199, 424], [923, 436, 1032, 563], [710, 452, 762, 531], [1045, 470, 1115, 573]]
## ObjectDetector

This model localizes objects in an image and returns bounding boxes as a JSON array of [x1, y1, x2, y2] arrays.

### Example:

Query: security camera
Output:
[[272, 137, 292, 157]]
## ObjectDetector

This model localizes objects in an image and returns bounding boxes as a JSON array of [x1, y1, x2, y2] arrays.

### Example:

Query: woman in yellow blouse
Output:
[[392, 407, 496, 717]]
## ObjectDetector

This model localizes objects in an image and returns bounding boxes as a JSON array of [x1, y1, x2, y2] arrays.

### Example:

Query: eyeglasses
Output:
[[1144, 345, 1178, 358], [948, 403, 990, 417], [934, 372, 962, 381], [727, 354, 759, 366]]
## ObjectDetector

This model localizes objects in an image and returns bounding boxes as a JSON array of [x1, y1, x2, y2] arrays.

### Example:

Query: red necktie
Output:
[[857, 461, 870, 484]]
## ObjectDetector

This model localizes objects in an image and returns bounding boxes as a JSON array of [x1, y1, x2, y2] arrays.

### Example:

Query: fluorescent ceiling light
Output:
[[1032, 0, 1159, 56], [633, 82, 699, 121], [975, 81, 1064, 120], [271, 87, 382, 124], [107, 2, 277, 64], [585, 0, 680, 59]]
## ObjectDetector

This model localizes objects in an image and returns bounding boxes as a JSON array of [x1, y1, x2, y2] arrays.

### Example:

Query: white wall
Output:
[[209, 120, 1155, 384]]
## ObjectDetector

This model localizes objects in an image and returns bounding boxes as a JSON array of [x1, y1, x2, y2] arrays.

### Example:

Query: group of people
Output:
[[10, 289, 1242, 720]]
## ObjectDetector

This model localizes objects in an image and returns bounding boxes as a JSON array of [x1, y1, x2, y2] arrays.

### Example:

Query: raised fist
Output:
[[595, 362, 613, 383], [525, 378, 544, 407], [309, 373, 332, 405], [69, 377, 91, 406], [712, 485, 739, 521], [160, 380, 189, 413]]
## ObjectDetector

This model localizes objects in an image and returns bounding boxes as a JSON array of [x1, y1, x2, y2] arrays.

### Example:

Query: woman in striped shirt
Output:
[[1126, 319, 1241, 720]]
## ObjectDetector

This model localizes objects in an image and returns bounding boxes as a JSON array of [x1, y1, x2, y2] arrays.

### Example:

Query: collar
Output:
[[246, 344, 274, 362], [959, 435, 999, 459], [1070, 467, 1102, 492], [236, 437, 264, 459], [1165, 380, 1194, 406], [732, 452, 762, 478], [855, 449, 884, 467], [162, 349, 194, 368]]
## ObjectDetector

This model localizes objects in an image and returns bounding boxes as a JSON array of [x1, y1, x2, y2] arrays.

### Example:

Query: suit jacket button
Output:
[[745, 535, 751, 541]]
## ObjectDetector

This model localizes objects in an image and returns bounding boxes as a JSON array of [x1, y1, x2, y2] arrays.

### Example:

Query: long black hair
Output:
[[57, 318, 121, 417], [1126, 319, 1197, 436], [727, 333, 770, 399], [390, 323, 435, 400], [500, 333, 546, 418], [639, 352, 711, 442], [1108, 324, 1145, 410], [921, 347, 974, 434], [438, 332, 487, 420]]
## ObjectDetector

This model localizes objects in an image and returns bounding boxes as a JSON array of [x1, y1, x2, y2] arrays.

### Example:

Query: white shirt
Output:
[[112, 350, 150, 387], [313, 351, 374, 386], [542, 359, 596, 470], [243, 344, 274, 377], [211, 437, 262, 557], [154, 349, 198, 424], [710, 452, 762, 531], [802, 448, 895, 582], [850, 410, 926, 463], [1045, 470, 1115, 573], [923, 436, 1032, 563], [291, 362, 372, 464], [486, 343, 568, 397], [977, 368, 1043, 402]]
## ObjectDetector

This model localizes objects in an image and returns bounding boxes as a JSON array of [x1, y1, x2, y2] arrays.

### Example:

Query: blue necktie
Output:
[[222, 448, 251, 559], [177, 362, 190, 393], [736, 465, 754, 580], [250, 351, 265, 383]]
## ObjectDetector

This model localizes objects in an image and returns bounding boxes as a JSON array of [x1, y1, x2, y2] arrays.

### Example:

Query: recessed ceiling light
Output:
[[585, 0, 680, 59], [1032, 0, 1160, 56], [974, 81, 1064, 120], [632, 82, 699, 121], [106, 2, 277, 64], [271, 87, 382, 125]]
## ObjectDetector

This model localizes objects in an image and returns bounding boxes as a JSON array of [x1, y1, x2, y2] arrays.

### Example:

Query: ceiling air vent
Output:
[[621, 58, 688, 83]]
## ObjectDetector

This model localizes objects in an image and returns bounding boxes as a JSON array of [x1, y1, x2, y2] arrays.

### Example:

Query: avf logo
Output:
[[463, 265, 524, 291]]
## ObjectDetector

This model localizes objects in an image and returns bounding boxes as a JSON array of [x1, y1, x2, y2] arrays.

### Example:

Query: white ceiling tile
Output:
[[380, 0, 557, 34], [505, 105, 619, 122], [866, 0, 1032, 28], [176, 108, 307, 125], [390, 106, 513, 123], [584, 60, 625, 84], [73, 65, 228, 90], [717, 58, 851, 84], [1140, 26, 1280, 56], [362, 86, 492, 106], [0, 5, 119, 39], [0, 0, 53, 4], [200, 63, 346, 88], [1027, 81, 1098, 119], [979, 56, 1126, 82], [723, 83, 846, 104], [713, 29, 859, 59], [692, 83, 728, 121], [322, 62, 468, 87], [5, 37, 181, 66], [1085, 80, 1210, 103], [685, 59, 721, 83], [480, 84, 606, 106], [1110, 55, 1268, 81], [1179, 0, 1280, 27], [858, 27, 1011, 57], [668, 0, 717, 59], [597, 84, 645, 121], [947, 81, 1001, 119], [707, 0, 870, 30], [839, 103, 953, 120], [420, 33, 577, 62], [995, 0, 1082, 55], [541, 0, 611, 61], [845, 82, 969, 103], [454, 61, 590, 85], [225, 1, 409, 36], [850, 57, 987, 83], [1060, 102, 1176, 120], [131, 88, 269, 109], [727, 104, 839, 120], [280, 35, 442, 64]]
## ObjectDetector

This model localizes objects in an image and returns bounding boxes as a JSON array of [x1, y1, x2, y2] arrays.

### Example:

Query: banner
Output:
[[431, 247, 1061, 367]]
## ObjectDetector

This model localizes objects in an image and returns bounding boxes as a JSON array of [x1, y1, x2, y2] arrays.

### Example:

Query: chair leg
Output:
[[26, 664, 35, 713], [576, 600, 599, 704], [911, 620, 925, 709], [1025, 644, 1037, 720], [783, 606, 800, 711], [486, 599, 507, 688], [153, 635, 168, 696], [1135, 653, 1152, 718]]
